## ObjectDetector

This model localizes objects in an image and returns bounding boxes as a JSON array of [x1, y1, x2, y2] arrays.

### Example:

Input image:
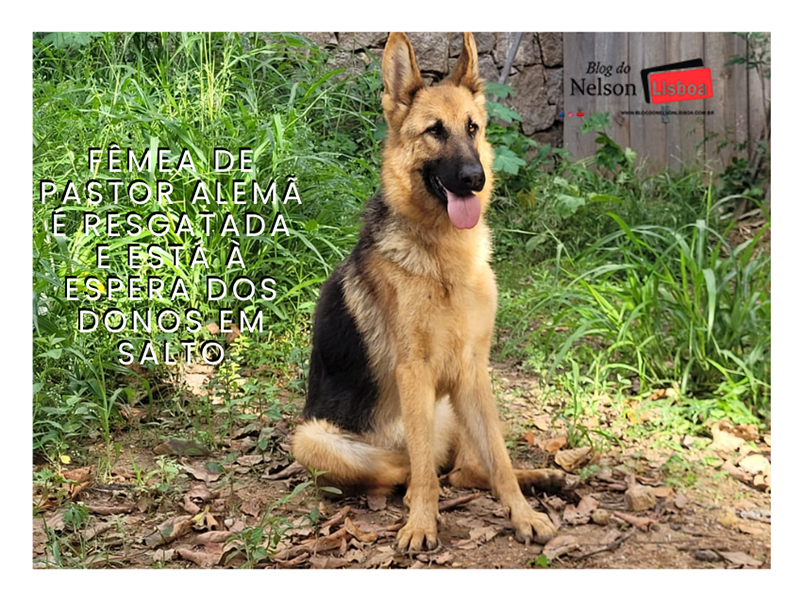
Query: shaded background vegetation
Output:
[[33, 32, 770, 463]]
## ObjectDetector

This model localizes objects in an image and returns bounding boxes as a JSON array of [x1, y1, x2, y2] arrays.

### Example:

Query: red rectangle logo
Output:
[[648, 67, 713, 104]]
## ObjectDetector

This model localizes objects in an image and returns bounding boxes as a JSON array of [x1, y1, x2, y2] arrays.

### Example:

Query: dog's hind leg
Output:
[[292, 418, 409, 495], [446, 429, 565, 494]]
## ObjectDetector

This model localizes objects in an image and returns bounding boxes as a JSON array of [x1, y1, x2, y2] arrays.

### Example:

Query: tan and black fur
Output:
[[292, 32, 563, 551]]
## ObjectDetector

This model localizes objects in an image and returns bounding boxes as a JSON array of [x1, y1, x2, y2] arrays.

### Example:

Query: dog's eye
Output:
[[468, 121, 479, 136], [425, 122, 445, 138]]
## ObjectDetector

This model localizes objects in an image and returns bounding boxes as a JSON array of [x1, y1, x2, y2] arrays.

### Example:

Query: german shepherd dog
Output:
[[293, 32, 563, 552]]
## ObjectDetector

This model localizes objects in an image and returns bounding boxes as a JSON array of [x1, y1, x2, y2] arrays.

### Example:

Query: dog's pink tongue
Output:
[[445, 189, 481, 229]]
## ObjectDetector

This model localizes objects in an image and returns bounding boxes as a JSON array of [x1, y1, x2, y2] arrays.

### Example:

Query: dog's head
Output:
[[380, 32, 494, 230]]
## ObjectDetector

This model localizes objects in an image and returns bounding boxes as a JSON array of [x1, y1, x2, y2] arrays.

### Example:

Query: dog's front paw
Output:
[[511, 507, 557, 545], [396, 514, 438, 553]]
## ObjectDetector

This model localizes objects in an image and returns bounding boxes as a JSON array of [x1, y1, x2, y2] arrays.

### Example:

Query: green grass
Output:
[[33, 32, 383, 457], [492, 165, 770, 429]]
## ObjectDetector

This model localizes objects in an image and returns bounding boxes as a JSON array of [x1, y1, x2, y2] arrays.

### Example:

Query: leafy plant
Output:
[[225, 479, 312, 568], [580, 112, 636, 176], [33, 32, 384, 459]]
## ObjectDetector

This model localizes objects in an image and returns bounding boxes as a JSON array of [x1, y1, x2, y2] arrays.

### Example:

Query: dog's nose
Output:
[[458, 163, 485, 192]]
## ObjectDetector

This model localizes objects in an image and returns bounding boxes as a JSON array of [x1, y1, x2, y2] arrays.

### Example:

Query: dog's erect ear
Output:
[[382, 33, 424, 127], [447, 32, 481, 94]]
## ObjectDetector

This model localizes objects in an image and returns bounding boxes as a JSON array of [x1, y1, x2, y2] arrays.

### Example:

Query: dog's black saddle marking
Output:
[[303, 266, 379, 434]]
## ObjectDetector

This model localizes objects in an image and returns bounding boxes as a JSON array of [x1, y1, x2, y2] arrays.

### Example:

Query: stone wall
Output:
[[299, 32, 564, 147]]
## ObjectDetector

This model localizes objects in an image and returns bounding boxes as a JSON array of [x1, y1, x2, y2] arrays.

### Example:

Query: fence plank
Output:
[[629, 32, 667, 170], [703, 33, 749, 173], [748, 35, 770, 158], [594, 32, 631, 150], [665, 33, 706, 172], [563, 32, 597, 161]]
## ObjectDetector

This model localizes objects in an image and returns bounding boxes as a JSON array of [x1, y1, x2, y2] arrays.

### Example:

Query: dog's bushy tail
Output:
[[292, 418, 409, 493]]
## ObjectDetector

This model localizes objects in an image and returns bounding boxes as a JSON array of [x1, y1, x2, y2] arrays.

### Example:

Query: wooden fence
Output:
[[562, 33, 769, 173]]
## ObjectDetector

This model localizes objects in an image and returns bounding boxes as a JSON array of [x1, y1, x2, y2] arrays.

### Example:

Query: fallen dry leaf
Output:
[[225, 324, 241, 344], [730, 424, 759, 442], [364, 551, 394, 569], [722, 460, 751, 483], [143, 515, 193, 548], [653, 487, 673, 499], [183, 462, 223, 483], [544, 435, 568, 455], [236, 454, 264, 467], [709, 421, 746, 452], [176, 547, 222, 568], [83, 522, 112, 542], [196, 530, 235, 544], [321, 506, 351, 531], [45, 509, 67, 532], [62, 466, 95, 484], [554, 446, 592, 472], [230, 437, 256, 453], [264, 461, 306, 481], [543, 535, 579, 560], [541, 495, 566, 529], [183, 484, 218, 515], [532, 415, 551, 432], [753, 474, 770, 492], [62, 466, 95, 498], [344, 548, 366, 564], [152, 549, 175, 563], [183, 494, 201, 515], [737, 454, 770, 477], [344, 517, 378, 543], [241, 496, 263, 518], [203, 512, 221, 531], [469, 525, 502, 544], [563, 495, 599, 525], [85, 504, 135, 515]]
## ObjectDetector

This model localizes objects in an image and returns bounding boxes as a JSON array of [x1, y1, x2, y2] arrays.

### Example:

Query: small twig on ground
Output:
[[85, 504, 136, 515], [272, 526, 351, 561], [439, 492, 482, 512], [577, 528, 636, 560]]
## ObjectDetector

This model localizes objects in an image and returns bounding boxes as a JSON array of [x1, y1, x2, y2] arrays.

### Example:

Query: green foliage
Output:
[[484, 81, 557, 184], [580, 112, 636, 175], [226, 479, 312, 567], [33, 32, 383, 457], [726, 33, 771, 79], [490, 99, 770, 427], [529, 553, 550, 568], [495, 180, 771, 421]]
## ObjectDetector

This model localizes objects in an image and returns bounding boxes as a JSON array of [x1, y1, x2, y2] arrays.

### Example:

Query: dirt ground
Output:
[[32, 363, 771, 570]]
